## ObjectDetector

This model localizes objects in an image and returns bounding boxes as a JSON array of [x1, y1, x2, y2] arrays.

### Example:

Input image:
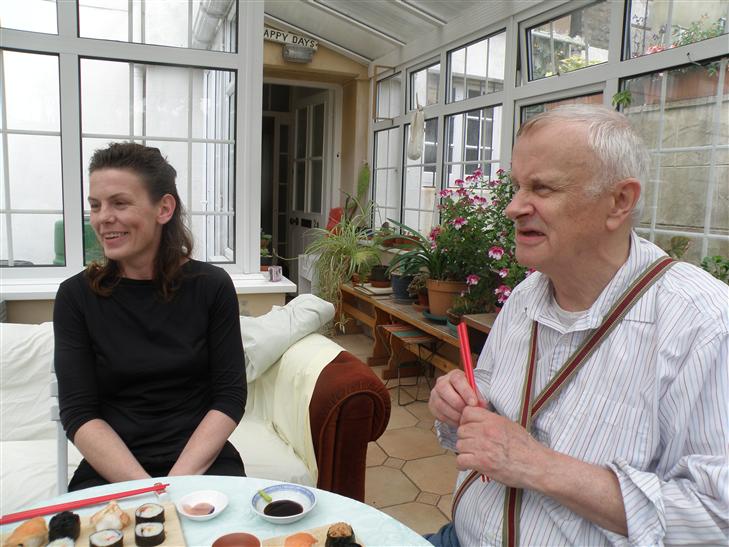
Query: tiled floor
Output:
[[333, 333, 457, 536]]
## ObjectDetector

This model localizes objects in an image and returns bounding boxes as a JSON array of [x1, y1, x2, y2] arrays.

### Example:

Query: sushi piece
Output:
[[283, 532, 317, 547], [2, 517, 48, 547], [325, 522, 360, 547], [135, 503, 165, 524], [48, 511, 81, 541], [89, 529, 124, 547], [135, 522, 166, 547], [91, 501, 131, 531], [47, 538, 76, 547]]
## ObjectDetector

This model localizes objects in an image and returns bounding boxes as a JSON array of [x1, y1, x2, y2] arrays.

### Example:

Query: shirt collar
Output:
[[525, 232, 666, 332]]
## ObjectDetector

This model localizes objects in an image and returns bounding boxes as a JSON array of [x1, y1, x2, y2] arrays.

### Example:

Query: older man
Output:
[[428, 105, 728, 546]]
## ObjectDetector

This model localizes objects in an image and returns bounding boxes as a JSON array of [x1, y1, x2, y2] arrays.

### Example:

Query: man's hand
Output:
[[428, 370, 485, 428], [455, 405, 548, 490]]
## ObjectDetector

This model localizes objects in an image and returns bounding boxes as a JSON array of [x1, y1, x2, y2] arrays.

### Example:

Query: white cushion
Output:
[[0, 323, 55, 441], [240, 294, 334, 382], [229, 417, 314, 486], [0, 440, 83, 515]]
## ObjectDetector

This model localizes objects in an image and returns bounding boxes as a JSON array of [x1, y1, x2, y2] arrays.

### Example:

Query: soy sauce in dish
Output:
[[263, 500, 303, 517]]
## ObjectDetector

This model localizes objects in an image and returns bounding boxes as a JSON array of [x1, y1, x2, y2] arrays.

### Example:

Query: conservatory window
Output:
[[376, 73, 402, 120], [0, 0, 57, 34], [78, 0, 238, 52], [520, 92, 604, 122], [0, 50, 62, 267], [444, 106, 502, 187], [410, 63, 440, 110], [80, 59, 237, 263], [373, 127, 402, 228], [447, 31, 506, 103], [527, 1, 610, 81], [402, 119, 438, 234], [620, 56, 729, 261], [625, 0, 728, 58]]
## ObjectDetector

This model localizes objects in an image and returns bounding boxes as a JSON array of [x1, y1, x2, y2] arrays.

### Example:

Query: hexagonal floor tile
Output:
[[364, 466, 418, 508], [381, 502, 449, 536], [378, 426, 445, 460], [366, 441, 386, 467], [437, 494, 453, 519], [386, 404, 419, 430], [403, 453, 459, 495], [405, 400, 435, 423]]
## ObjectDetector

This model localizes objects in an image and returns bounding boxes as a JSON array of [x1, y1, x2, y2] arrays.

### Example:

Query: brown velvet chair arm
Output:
[[308, 350, 391, 502]]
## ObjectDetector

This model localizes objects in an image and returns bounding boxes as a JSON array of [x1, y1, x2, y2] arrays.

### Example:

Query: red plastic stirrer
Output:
[[0, 482, 169, 525], [456, 322, 489, 483]]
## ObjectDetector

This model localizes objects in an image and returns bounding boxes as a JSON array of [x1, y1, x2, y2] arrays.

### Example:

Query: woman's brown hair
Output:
[[85, 142, 193, 300]]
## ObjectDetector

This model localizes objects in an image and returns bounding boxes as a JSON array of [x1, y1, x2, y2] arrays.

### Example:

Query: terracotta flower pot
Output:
[[426, 279, 467, 317]]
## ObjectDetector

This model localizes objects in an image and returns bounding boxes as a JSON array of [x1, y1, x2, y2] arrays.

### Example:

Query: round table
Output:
[[7, 476, 432, 547]]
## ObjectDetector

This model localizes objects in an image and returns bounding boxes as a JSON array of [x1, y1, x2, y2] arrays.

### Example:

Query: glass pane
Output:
[[449, 47, 467, 102], [296, 108, 307, 157], [410, 63, 440, 109], [0, 0, 57, 34], [78, 0, 237, 52], [626, 0, 729, 58], [3, 51, 60, 131], [7, 134, 62, 210], [0, 213, 62, 266], [270, 85, 290, 112], [488, 32, 506, 92], [621, 57, 729, 261], [312, 103, 324, 157], [295, 161, 305, 211], [528, 1, 610, 81], [444, 107, 501, 187], [80, 59, 131, 135], [145, 65, 190, 138], [377, 74, 402, 119], [311, 159, 322, 214]]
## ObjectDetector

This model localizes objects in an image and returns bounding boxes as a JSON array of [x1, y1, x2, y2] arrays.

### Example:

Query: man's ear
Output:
[[606, 178, 641, 232], [157, 194, 176, 225]]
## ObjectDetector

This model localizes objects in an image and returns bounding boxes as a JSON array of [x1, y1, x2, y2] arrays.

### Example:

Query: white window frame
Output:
[[0, 0, 263, 285]]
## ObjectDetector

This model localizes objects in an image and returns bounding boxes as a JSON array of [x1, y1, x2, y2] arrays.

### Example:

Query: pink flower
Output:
[[498, 268, 509, 278], [495, 284, 512, 304], [472, 169, 482, 178], [452, 217, 468, 230], [465, 174, 475, 182], [428, 226, 441, 241], [488, 246, 504, 260], [438, 188, 452, 197], [525, 268, 536, 277], [496, 168, 505, 175], [466, 274, 480, 286], [454, 178, 465, 186]]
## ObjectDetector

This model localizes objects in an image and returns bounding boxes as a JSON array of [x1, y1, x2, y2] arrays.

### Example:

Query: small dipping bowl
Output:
[[212, 532, 261, 547], [176, 490, 228, 521], [251, 484, 316, 525]]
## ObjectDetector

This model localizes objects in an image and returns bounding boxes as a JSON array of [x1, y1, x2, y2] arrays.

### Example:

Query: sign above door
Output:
[[264, 27, 319, 50]]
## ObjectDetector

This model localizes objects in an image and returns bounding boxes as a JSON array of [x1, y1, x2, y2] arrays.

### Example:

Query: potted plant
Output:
[[408, 272, 429, 311], [305, 197, 380, 317], [701, 255, 729, 284]]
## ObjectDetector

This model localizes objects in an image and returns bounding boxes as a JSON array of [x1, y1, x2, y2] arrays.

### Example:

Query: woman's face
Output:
[[88, 168, 174, 279]]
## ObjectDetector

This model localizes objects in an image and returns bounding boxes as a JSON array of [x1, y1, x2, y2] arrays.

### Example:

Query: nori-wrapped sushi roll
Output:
[[49, 511, 81, 541], [135, 503, 165, 524], [135, 522, 165, 546], [325, 522, 360, 546], [48, 538, 76, 547]]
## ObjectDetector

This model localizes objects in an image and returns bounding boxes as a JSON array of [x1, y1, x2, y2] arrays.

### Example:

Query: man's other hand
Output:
[[455, 405, 547, 489]]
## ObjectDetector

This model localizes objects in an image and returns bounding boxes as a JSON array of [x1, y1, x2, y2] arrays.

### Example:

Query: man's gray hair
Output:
[[517, 104, 650, 223]]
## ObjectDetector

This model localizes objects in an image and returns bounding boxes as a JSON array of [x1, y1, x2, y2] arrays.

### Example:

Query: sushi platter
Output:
[[1, 502, 186, 547], [261, 522, 362, 547]]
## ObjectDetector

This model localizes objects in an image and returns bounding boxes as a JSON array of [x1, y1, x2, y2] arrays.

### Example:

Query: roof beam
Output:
[[263, 13, 373, 64], [394, 0, 445, 27], [306, 0, 407, 47]]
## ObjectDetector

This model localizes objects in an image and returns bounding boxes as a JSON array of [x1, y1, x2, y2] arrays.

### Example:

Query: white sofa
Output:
[[0, 298, 390, 515]]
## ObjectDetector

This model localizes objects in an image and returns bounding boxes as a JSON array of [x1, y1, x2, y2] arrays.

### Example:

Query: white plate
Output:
[[176, 490, 228, 521], [251, 484, 316, 525]]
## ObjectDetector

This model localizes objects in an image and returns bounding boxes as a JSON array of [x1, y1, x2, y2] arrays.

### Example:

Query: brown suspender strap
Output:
[[500, 256, 675, 547]]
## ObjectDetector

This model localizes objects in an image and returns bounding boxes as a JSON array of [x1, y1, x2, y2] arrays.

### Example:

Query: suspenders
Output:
[[450, 257, 676, 546]]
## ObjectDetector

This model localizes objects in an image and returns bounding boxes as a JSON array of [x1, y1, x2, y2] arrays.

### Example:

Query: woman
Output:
[[54, 142, 246, 491]]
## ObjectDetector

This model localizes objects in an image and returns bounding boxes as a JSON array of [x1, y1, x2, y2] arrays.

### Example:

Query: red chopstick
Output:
[[0, 482, 169, 525], [456, 322, 489, 483]]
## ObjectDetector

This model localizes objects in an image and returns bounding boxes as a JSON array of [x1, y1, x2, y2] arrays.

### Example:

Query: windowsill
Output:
[[0, 274, 297, 301]]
